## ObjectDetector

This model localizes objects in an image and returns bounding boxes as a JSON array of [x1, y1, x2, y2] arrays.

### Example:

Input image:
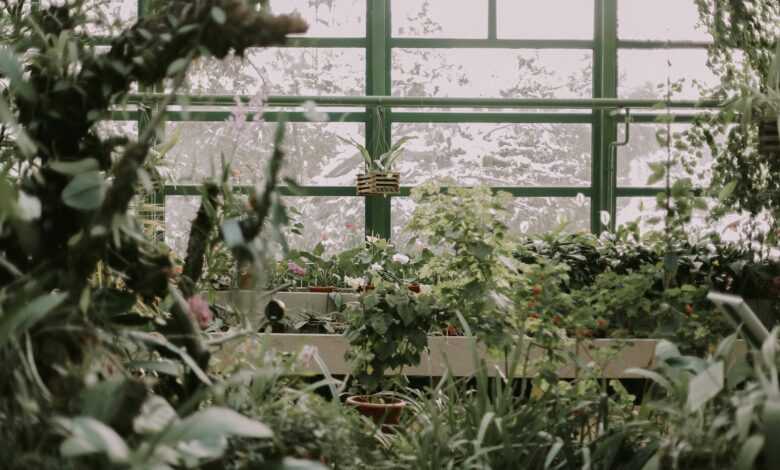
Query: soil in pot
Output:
[[345, 395, 406, 429]]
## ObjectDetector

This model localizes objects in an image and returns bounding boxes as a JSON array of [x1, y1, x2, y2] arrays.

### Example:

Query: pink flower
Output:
[[287, 261, 306, 277], [345, 223, 355, 231], [187, 295, 213, 330]]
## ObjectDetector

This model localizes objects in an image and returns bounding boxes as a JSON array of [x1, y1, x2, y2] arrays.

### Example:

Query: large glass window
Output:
[[392, 49, 592, 98], [618, 0, 709, 41], [392, 0, 487, 38], [497, 0, 594, 40], [100, 0, 719, 243]]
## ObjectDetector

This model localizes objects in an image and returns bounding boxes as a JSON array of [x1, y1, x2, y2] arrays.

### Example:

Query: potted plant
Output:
[[338, 135, 414, 196], [343, 277, 441, 427]]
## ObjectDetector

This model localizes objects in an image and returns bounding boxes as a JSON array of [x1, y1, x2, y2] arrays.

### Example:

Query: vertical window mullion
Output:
[[365, 0, 392, 238]]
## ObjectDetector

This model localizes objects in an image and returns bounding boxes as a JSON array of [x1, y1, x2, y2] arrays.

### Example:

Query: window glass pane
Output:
[[95, 120, 137, 139], [391, 198, 417, 249], [183, 48, 365, 96], [54, 0, 137, 35], [497, 0, 594, 40], [618, 0, 709, 41], [165, 121, 364, 186], [272, 0, 365, 37], [392, 123, 591, 186], [165, 196, 364, 258], [284, 196, 365, 254], [618, 49, 716, 99], [393, 49, 592, 98], [510, 198, 590, 234], [392, 0, 487, 38], [617, 197, 757, 243], [617, 123, 712, 188], [165, 196, 201, 259]]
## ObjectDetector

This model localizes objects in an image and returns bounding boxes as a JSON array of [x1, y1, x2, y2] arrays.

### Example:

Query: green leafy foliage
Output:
[[345, 279, 443, 392]]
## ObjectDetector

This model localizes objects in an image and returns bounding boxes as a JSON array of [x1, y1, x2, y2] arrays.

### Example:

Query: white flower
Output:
[[519, 221, 530, 234], [419, 284, 432, 294], [303, 100, 329, 122], [344, 275, 365, 290], [600, 210, 611, 226], [369, 263, 383, 273], [575, 192, 586, 207], [16, 191, 41, 221], [391, 253, 410, 265]]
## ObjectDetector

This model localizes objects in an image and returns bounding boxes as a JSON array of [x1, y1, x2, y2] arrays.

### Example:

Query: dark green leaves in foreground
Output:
[[62, 171, 106, 211]]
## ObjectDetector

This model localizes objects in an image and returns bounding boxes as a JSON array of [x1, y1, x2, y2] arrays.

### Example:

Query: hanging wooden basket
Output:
[[356, 172, 400, 196], [758, 116, 780, 158]]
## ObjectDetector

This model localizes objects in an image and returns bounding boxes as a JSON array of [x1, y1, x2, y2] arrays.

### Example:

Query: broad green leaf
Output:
[[133, 395, 177, 435], [646, 162, 667, 186], [719, 181, 738, 201], [50, 159, 100, 176], [625, 368, 672, 391], [0, 291, 69, 346], [58, 416, 129, 463], [221, 219, 245, 248], [62, 171, 106, 211], [736, 435, 764, 470], [267, 458, 329, 470], [162, 407, 272, 444], [655, 339, 681, 363], [210, 6, 226, 24], [544, 437, 563, 469], [763, 399, 780, 469], [166, 58, 189, 77], [686, 361, 724, 412]]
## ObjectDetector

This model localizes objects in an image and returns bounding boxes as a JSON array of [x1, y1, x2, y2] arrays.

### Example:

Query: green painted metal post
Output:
[[592, 0, 618, 232], [365, 0, 392, 239], [488, 0, 497, 40]]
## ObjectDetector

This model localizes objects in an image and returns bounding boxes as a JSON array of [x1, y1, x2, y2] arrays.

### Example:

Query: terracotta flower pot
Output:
[[308, 286, 335, 293], [345, 395, 406, 427]]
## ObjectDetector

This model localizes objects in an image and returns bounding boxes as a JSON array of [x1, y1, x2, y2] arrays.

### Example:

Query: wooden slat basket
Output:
[[356, 172, 400, 196]]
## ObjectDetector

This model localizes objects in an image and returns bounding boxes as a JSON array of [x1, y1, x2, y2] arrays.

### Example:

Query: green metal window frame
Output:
[[114, 0, 717, 240]]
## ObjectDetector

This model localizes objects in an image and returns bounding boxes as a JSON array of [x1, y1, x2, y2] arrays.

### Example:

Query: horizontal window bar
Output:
[[284, 37, 367, 47], [615, 114, 713, 123], [83, 36, 364, 48], [161, 111, 366, 122], [390, 38, 593, 49], [392, 112, 593, 124], [616, 187, 706, 197], [162, 185, 592, 198], [128, 94, 722, 110], [163, 186, 358, 197], [618, 40, 712, 49]]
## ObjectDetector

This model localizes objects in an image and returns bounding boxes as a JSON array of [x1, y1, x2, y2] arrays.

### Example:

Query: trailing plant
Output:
[[687, 0, 780, 254]]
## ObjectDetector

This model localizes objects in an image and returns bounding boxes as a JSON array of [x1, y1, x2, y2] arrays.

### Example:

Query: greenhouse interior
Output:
[[2, 0, 780, 468]]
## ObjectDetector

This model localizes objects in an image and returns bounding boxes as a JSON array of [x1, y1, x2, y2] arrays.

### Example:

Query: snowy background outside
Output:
[[93, 0, 749, 256]]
